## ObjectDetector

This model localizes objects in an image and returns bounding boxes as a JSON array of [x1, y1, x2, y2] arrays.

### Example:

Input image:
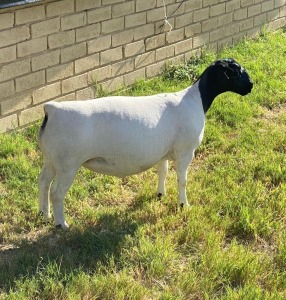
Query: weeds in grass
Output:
[[0, 30, 286, 299]]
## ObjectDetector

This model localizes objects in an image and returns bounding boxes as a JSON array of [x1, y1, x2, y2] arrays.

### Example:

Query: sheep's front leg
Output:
[[157, 160, 168, 198], [38, 161, 55, 219], [176, 153, 194, 208], [50, 169, 77, 229]]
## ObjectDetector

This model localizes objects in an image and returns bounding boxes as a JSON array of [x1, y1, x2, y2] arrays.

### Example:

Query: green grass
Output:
[[1, 29, 286, 299]]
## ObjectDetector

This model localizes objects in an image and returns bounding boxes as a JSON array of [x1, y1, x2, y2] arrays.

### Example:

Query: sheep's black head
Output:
[[198, 58, 253, 113], [211, 58, 253, 95]]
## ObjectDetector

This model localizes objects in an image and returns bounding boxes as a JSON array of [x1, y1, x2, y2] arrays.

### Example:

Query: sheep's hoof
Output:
[[180, 203, 184, 209], [55, 223, 69, 230], [38, 211, 44, 217], [157, 193, 163, 199]]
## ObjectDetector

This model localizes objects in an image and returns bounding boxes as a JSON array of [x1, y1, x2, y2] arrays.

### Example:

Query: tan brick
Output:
[[174, 38, 192, 55], [146, 61, 165, 78], [33, 82, 61, 104], [240, 18, 254, 31], [32, 50, 60, 71], [75, 53, 100, 74], [76, 87, 95, 100], [193, 7, 209, 22], [248, 4, 262, 17], [167, 3, 186, 16], [101, 76, 124, 93], [124, 68, 145, 86], [0, 59, 30, 82], [76, 0, 101, 11], [275, 0, 285, 8], [254, 13, 267, 26], [61, 12, 86, 31], [210, 3, 225, 17], [234, 8, 248, 20], [125, 12, 146, 28], [166, 28, 184, 44], [147, 7, 164, 22], [48, 30, 75, 49], [102, 17, 124, 33], [185, 0, 203, 11], [88, 6, 111, 24], [112, 58, 134, 76], [136, 0, 156, 12], [47, 62, 74, 83], [100, 47, 123, 65], [17, 37, 47, 58], [19, 104, 44, 126], [0, 46, 16, 64], [185, 23, 202, 37], [218, 12, 233, 27], [0, 81, 15, 99], [88, 35, 111, 54], [226, 0, 240, 13], [89, 65, 112, 82], [47, 0, 75, 18], [16, 71, 45, 93], [1, 94, 32, 115], [0, 26, 30, 48], [112, 2, 135, 18], [76, 23, 100, 42], [61, 43, 87, 63], [124, 40, 145, 57], [134, 24, 154, 40], [210, 27, 225, 42], [241, 0, 254, 7], [0, 114, 18, 133], [202, 18, 218, 32], [135, 51, 155, 68], [0, 13, 14, 30], [262, 0, 274, 12], [193, 32, 210, 48], [112, 29, 134, 47], [31, 18, 60, 38], [225, 23, 240, 37], [156, 44, 175, 60], [175, 12, 193, 28], [56, 92, 76, 102], [203, 0, 219, 6], [146, 34, 165, 51], [15, 5, 45, 25], [102, 0, 123, 4], [62, 74, 88, 94]]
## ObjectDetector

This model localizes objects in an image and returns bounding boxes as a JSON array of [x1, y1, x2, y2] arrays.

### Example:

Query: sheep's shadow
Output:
[[0, 202, 142, 293]]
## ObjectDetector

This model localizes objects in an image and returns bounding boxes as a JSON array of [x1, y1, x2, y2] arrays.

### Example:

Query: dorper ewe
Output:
[[38, 58, 253, 229]]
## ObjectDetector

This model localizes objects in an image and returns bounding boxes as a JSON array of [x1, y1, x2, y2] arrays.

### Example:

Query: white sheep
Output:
[[38, 58, 253, 229]]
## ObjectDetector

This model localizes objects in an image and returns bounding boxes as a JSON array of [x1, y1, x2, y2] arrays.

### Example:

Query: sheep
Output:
[[38, 58, 253, 229]]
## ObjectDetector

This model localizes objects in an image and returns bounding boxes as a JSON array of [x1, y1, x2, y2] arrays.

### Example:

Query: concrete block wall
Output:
[[0, 0, 285, 132]]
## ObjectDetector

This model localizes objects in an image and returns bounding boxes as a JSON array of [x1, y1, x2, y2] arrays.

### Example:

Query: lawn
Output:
[[0, 29, 286, 299]]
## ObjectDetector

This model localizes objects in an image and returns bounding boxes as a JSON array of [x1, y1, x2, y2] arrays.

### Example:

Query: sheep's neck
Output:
[[198, 74, 224, 114]]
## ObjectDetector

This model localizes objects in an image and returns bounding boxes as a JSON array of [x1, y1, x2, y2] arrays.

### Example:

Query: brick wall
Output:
[[0, 0, 285, 132]]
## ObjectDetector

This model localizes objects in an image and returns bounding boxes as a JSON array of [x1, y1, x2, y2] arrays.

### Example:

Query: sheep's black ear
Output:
[[215, 58, 235, 68]]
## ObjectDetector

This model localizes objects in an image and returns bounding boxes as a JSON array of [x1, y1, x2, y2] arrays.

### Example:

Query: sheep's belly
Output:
[[83, 157, 154, 178]]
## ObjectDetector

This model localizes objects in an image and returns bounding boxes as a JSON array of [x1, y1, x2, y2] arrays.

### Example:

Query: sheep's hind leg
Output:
[[50, 168, 78, 229], [38, 160, 55, 219], [157, 160, 168, 198]]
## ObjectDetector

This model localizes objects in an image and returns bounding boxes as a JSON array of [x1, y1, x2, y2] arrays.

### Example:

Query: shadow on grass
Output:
[[0, 202, 143, 293]]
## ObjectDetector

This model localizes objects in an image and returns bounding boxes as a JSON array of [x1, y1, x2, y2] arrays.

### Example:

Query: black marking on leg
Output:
[[38, 211, 44, 217], [55, 224, 62, 229], [180, 203, 184, 209], [157, 193, 163, 199]]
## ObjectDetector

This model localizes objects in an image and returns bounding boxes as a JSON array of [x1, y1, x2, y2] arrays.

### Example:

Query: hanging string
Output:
[[162, 0, 173, 32]]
